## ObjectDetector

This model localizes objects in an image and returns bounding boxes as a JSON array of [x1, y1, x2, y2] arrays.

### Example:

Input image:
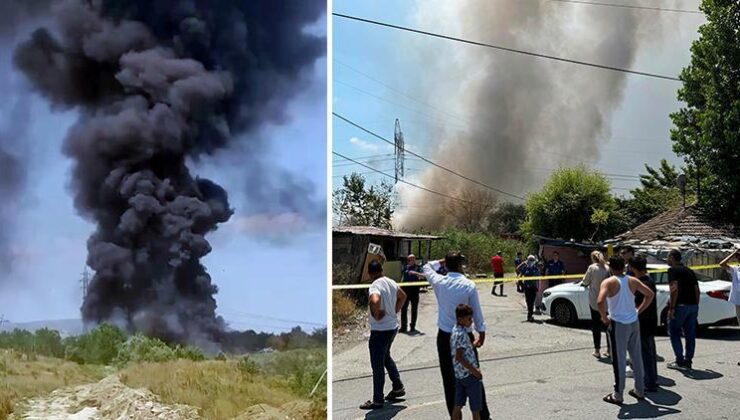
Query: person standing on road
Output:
[[620, 246, 636, 276], [719, 248, 740, 366], [545, 251, 566, 288], [598, 256, 654, 405], [518, 255, 540, 322], [360, 260, 407, 410], [631, 255, 659, 392], [514, 252, 523, 293], [666, 249, 700, 371], [451, 304, 484, 420], [534, 256, 547, 314], [422, 252, 491, 420], [490, 251, 505, 296], [581, 250, 611, 358], [400, 254, 423, 334], [719, 248, 740, 327]]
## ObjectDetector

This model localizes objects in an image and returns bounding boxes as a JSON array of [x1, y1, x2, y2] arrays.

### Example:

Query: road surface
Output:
[[332, 281, 740, 419]]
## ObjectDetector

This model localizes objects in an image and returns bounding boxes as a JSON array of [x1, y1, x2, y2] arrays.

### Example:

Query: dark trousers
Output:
[[401, 290, 420, 330], [641, 333, 658, 389], [492, 272, 504, 295], [668, 304, 698, 364], [437, 329, 491, 419], [369, 329, 403, 403], [524, 286, 537, 318], [590, 308, 611, 353]]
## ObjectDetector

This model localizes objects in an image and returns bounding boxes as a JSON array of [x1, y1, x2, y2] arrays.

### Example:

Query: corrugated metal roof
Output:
[[332, 225, 442, 240]]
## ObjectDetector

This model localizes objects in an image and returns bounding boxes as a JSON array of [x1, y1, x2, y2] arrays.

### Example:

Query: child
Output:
[[451, 304, 483, 420]]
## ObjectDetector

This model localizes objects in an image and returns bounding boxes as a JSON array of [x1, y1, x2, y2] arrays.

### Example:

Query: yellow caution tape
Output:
[[331, 263, 736, 290]]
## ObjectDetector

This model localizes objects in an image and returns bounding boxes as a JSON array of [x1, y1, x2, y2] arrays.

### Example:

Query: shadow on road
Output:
[[363, 404, 407, 420], [646, 386, 682, 406], [657, 375, 676, 387], [617, 400, 681, 419], [680, 368, 723, 380], [695, 327, 740, 341]]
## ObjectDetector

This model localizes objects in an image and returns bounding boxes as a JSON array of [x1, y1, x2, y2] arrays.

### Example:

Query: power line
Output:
[[334, 113, 526, 200], [334, 58, 471, 124], [333, 151, 478, 204], [550, 0, 703, 14], [220, 309, 325, 327], [332, 12, 681, 82]]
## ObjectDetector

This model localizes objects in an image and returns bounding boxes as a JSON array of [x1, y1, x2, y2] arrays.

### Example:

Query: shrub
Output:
[[267, 349, 326, 396], [332, 291, 359, 328], [63, 324, 126, 365], [237, 355, 260, 377], [114, 334, 176, 365], [174, 345, 206, 362]]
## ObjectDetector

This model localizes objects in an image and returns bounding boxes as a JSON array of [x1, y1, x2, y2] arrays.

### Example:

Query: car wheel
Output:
[[552, 299, 576, 326]]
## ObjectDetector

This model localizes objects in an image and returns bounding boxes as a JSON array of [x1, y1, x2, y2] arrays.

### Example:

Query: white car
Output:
[[541, 264, 737, 328]]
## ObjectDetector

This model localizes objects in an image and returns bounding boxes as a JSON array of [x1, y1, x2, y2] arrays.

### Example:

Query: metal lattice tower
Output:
[[394, 119, 405, 184], [80, 267, 90, 300]]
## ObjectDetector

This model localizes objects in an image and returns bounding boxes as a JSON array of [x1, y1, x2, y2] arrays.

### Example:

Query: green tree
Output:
[[621, 160, 692, 226], [487, 202, 527, 236], [333, 173, 394, 228], [670, 0, 740, 225], [522, 166, 620, 241]]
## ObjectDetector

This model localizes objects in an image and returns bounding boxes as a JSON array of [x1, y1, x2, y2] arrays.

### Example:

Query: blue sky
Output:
[[332, 0, 705, 217], [0, 16, 327, 333]]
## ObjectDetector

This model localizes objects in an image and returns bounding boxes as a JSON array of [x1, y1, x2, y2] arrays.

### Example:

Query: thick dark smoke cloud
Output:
[[12, 0, 324, 343], [397, 0, 653, 229]]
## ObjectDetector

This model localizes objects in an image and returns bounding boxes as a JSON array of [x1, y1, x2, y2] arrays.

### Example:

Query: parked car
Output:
[[541, 264, 737, 328]]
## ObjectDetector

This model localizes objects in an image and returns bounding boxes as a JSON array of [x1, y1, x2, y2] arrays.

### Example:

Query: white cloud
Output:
[[349, 136, 379, 151]]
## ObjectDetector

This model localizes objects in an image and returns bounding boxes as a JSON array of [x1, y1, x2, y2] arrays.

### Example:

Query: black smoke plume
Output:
[[12, 0, 325, 343]]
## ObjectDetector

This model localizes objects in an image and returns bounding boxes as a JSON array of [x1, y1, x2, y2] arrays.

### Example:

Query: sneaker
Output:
[[385, 388, 405, 401], [359, 400, 384, 410], [399, 328, 407, 334], [626, 366, 633, 378], [667, 361, 687, 370]]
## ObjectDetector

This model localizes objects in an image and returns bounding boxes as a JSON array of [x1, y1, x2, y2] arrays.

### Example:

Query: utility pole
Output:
[[80, 267, 90, 300], [0, 314, 7, 330], [394, 119, 405, 184]]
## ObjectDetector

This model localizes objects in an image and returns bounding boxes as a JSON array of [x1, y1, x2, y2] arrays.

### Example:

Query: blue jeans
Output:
[[369, 329, 403, 403], [668, 304, 699, 364]]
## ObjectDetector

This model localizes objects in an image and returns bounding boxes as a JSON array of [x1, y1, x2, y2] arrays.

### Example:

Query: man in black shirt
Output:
[[632, 256, 658, 392], [666, 249, 700, 371]]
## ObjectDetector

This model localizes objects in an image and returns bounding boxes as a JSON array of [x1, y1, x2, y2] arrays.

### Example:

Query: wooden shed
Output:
[[332, 226, 442, 284]]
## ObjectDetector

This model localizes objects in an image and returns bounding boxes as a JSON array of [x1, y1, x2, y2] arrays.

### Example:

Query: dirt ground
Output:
[[12, 375, 200, 420]]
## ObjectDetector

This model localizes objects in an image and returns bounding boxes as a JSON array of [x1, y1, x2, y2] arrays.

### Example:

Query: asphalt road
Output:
[[332, 281, 740, 420]]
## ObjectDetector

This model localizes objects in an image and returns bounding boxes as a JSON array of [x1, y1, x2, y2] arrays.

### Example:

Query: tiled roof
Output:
[[614, 205, 739, 243], [332, 225, 442, 240]]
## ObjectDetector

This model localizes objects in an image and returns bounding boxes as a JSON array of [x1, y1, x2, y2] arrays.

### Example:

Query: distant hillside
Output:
[[0, 319, 85, 336]]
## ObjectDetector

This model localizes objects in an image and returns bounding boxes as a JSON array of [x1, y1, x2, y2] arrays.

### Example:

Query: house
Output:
[[533, 236, 603, 276], [606, 205, 739, 279], [332, 226, 442, 284]]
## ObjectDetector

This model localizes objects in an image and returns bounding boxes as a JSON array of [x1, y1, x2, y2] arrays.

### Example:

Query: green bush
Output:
[[267, 349, 326, 396], [114, 334, 176, 365], [62, 324, 126, 365], [237, 355, 261, 377], [174, 345, 206, 362], [430, 228, 526, 273]]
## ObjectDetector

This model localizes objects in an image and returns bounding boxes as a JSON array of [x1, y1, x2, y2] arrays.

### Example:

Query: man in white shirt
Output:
[[422, 251, 490, 419], [719, 249, 740, 329], [360, 260, 407, 410]]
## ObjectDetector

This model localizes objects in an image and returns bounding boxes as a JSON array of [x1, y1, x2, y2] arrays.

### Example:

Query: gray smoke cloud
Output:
[[396, 0, 656, 230], [12, 0, 324, 343], [0, 98, 31, 273]]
